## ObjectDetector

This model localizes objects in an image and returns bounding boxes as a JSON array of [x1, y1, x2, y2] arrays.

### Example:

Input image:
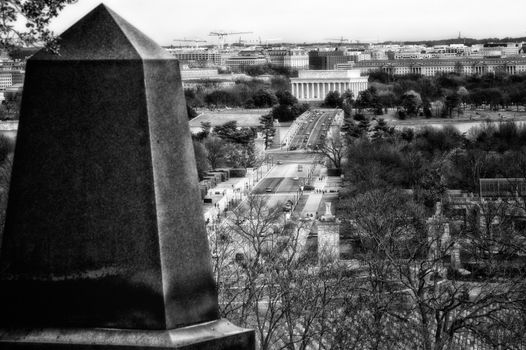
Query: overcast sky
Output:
[[49, 0, 526, 46]]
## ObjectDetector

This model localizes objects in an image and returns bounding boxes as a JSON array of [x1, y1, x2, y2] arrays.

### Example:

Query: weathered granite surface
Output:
[[0, 4, 218, 330], [0, 319, 255, 350]]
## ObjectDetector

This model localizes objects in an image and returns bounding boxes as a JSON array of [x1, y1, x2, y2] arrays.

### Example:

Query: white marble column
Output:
[[317, 83, 320, 99], [298, 83, 302, 98]]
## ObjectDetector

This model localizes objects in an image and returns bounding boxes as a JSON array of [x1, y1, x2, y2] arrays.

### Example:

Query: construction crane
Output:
[[173, 39, 207, 49], [258, 37, 281, 47], [209, 31, 252, 49], [325, 37, 350, 45]]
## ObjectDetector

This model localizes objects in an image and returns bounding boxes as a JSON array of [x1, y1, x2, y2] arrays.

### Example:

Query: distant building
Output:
[[179, 68, 244, 89], [180, 68, 220, 80], [335, 62, 355, 70], [346, 51, 372, 62], [0, 71, 12, 90], [290, 70, 368, 101], [354, 57, 526, 76], [224, 53, 268, 69], [481, 42, 522, 58], [11, 70, 24, 85], [267, 48, 309, 69], [0, 50, 10, 62], [164, 48, 223, 66], [394, 51, 424, 60], [369, 50, 388, 60], [0, 57, 25, 91], [309, 49, 350, 70]]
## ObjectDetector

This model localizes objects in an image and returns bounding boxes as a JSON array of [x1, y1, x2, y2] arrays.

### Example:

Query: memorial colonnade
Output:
[[291, 80, 368, 100]]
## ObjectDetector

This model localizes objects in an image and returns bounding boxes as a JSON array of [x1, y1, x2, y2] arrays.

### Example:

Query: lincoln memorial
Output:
[[290, 69, 369, 101]]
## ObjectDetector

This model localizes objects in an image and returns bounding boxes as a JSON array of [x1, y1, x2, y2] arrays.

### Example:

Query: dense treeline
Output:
[[343, 120, 526, 207], [333, 108, 526, 350], [185, 78, 283, 109], [384, 36, 526, 47], [192, 121, 264, 179], [350, 72, 526, 119], [185, 78, 309, 122], [184, 63, 311, 123], [236, 63, 298, 78]]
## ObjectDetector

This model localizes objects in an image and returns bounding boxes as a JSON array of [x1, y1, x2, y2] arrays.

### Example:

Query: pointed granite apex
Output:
[[32, 3, 173, 61]]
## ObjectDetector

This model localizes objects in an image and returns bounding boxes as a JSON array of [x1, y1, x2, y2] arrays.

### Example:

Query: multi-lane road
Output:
[[253, 162, 315, 194], [254, 109, 342, 195], [288, 109, 339, 150]]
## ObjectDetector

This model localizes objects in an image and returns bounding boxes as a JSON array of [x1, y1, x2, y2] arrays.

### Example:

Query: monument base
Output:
[[0, 319, 254, 350]]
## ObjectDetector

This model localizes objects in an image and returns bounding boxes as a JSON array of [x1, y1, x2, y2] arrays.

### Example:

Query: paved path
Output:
[[301, 193, 323, 218]]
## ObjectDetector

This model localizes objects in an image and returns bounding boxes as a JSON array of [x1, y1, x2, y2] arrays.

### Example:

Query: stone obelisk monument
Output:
[[0, 4, 253, 349]]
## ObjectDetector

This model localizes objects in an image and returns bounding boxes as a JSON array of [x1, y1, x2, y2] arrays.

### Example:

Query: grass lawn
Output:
[[190, 108, 272, 128]]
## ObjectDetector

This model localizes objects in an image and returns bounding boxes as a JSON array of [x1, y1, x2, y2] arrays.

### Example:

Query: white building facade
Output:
[[268, 48, 309, 69], [290, 70, 368, 101], [0, 71, 12, 90], [354, 58, 526, 76]]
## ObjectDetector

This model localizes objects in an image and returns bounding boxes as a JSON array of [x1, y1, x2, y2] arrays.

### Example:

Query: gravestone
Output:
[[0, 4, 253, 349]]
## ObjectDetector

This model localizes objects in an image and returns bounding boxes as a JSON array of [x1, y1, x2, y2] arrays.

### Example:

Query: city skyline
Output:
[[49, 0, 526, 46]]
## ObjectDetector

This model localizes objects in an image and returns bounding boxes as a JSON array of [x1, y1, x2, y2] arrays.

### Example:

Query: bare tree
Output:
[[318, 132, 345, 169], [1, 0, 77, 52], [344, 189, 526, 350], [203, 136, 226, 169], [211, 195, 352, 350]]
